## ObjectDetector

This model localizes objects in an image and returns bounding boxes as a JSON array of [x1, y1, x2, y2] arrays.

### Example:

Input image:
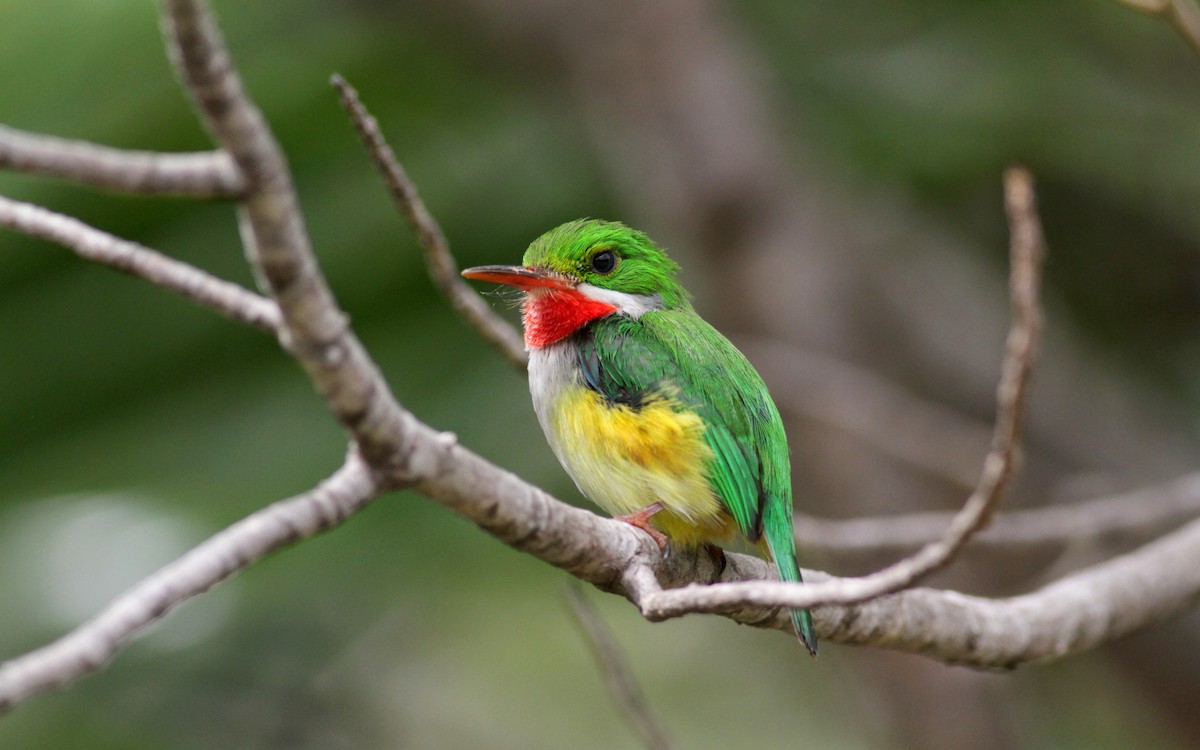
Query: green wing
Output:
[[578, 311, 789, 541], [580, 310, 816, 653]]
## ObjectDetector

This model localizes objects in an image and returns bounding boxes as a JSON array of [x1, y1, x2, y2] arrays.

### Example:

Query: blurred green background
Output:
[[3, 1, 1200, 748]]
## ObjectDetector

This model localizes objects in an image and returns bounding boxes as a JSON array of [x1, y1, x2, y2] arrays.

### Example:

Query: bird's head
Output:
[[462, 219, 689, 348]]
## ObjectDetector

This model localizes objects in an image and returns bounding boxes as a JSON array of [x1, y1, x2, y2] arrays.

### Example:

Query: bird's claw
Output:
[[615, 503, 668, 552]]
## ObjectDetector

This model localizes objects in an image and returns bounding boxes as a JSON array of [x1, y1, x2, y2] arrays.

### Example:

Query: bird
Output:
[[462, 219, 816, 655]]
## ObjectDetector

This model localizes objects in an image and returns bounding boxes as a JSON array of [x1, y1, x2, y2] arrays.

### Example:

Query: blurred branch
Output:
[[795, 470, 1200, 556], [0, 452, 378, 713], [0, 194, 279, 331], [564, 585, 675, 750], [1117, 0, 1200, 59], [0, 125, 245, 197], [634, 167, 1044, 620], [745, 340, 989, 490], [330, 74, 528, 370]]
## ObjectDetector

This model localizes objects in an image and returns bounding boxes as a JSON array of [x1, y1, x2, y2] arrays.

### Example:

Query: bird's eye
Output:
[[590, 249, 618, 275]]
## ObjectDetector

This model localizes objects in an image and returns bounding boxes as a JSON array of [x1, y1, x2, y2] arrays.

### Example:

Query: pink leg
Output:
[[614, 502, 668, 550]]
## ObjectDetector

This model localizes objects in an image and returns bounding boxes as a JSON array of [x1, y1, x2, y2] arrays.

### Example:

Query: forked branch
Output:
[[1, 0, 1198, 722]]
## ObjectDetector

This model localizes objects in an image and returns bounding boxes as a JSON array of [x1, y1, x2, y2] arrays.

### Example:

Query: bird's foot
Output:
[[615, 503, 668, 551]]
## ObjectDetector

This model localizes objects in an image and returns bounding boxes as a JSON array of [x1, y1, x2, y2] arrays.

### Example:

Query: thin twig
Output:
[[0, 453, 378, 713], [161, 0, 411, 469], [638, 166, 1044, 619], [0, 194, 279, 331], [0, 125, 245, 197], [564, 584, 675, 750], [794, 471, 1200, 556], [329, 74, 528, 370], [1117, 0, 1200, 60]]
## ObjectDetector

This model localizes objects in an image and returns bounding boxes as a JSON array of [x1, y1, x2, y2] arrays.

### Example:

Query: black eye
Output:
[[590, 250, 618, 275]]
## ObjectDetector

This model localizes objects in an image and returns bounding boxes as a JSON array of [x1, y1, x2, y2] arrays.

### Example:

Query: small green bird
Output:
[[463, 219, 816, 655]]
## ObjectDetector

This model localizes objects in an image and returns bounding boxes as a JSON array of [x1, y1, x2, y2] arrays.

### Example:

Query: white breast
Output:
[[528, 340, 581, 463]]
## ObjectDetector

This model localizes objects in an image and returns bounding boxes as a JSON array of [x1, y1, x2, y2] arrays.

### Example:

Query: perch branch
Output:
[[13, 422, 1198, 714], [409, 430, 1200, 668], [330, 74, 528, 370], [0, 125, 245, 197], [394, 438, 1200, 671], [0, 194, 279, 331]]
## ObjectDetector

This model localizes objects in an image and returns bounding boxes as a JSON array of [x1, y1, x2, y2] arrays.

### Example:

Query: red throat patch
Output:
[[522, 289, 617, 348]]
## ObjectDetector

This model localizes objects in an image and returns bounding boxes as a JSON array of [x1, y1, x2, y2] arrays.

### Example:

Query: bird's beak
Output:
[[461, 265, 572, 291]]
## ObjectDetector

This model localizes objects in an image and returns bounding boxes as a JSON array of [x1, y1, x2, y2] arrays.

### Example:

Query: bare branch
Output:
[[412, 407, 1200, 668], [0, 194, 280, 331], [795, 471, 1200, 556], [1117, 0, 1200, 60], [393, 346, 1200, 670], [160, 0, 410, 469], [604, 518, 1200, 670], [416, 422, 1200, 669], [0, 125, 245, 197], [330, 74, 528, 370], [11, 411, 1185, 718], [0, 453, 378, 713], [818, 515, 1200, 667], [635, 166, 1044, 619], [564, 585, 675, 750]]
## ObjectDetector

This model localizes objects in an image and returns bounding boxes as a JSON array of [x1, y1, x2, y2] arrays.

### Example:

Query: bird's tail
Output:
[[784, 572, 818, 657], [763, 503, 818, 656], [773, 544, 818, 656]]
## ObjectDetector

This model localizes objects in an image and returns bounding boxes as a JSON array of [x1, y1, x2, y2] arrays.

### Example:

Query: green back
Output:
[[577, 309, 791, 541]]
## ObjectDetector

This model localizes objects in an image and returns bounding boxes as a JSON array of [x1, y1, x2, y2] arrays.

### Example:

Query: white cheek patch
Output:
[[576, 283, 662, 319]]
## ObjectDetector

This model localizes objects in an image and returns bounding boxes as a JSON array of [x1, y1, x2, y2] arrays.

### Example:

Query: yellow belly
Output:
[[549, 386, 734, 547]]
